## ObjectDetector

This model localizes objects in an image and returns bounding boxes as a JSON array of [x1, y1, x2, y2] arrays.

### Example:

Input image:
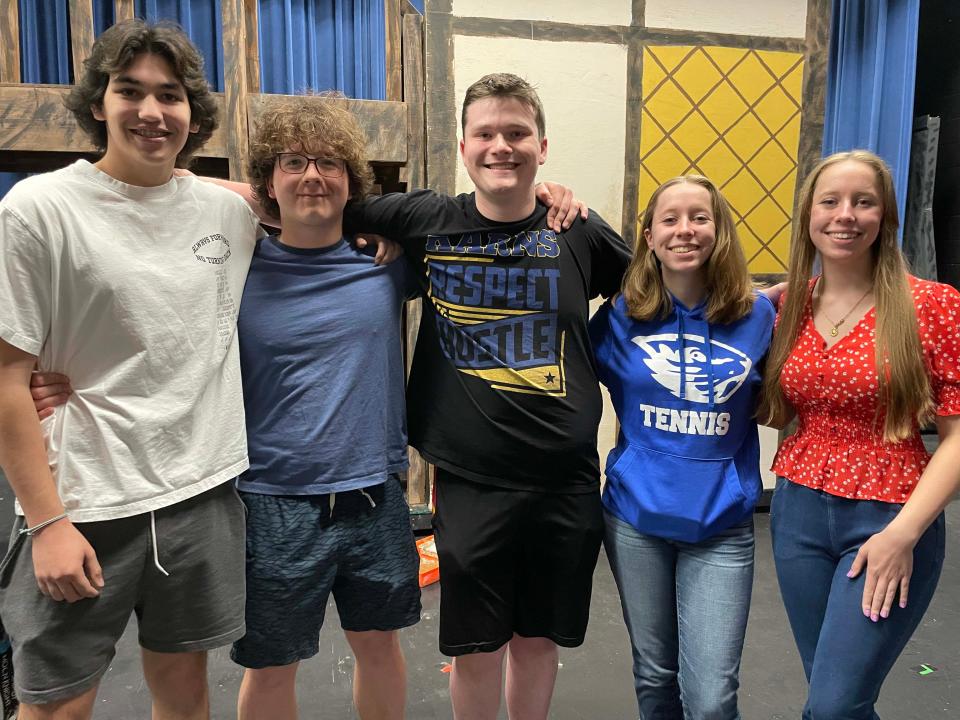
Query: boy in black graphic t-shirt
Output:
[[344, 73, 631, 720]]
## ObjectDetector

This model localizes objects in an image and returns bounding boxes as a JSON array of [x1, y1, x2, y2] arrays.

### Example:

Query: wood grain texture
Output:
[[797, 0, 830, 192], [68, 0, 95, 82], [403, 298, 429, 505], [0, 85, 228, 157], [113, 0, 134, 21], [0, 0, 20, 83], [247, 94, 408, 163], [220, 0, 251, 179], [621, 31, 644, 247], [423, 7, 455, 194], [385, 0, 403, 101], [400, 12, 425, 189], [243, 0, 261, 94]]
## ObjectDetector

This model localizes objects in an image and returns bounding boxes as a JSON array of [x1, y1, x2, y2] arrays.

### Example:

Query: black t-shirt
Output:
[[345, 190, 631, 492]]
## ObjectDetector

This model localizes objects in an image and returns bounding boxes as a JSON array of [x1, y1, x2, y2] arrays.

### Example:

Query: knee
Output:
[[243, 664, 299, 693], [680, 681, 738, 720], [345, 630, 403, 668], [454, 647, 507, 679], [507, 636, 558, 665], [804, 693, 871, 720], [143, 650, 208, 700]]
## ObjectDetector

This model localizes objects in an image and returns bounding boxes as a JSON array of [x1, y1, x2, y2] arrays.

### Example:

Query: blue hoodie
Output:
[[589, 292, 775, 543]]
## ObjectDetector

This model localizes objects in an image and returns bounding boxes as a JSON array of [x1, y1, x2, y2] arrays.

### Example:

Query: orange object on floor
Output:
[[416, 535, 440, 588]]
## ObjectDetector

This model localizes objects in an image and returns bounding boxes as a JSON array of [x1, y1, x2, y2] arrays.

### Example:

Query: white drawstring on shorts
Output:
[[149, 511, 170, 576]]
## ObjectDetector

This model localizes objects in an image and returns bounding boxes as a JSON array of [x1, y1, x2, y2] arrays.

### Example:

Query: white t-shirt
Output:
[[0, 160, 264, 522]]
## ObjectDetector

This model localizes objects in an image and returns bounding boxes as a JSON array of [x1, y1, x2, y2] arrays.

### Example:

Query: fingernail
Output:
[[900, 601, 907, 608], [871, 613, 879, 622], [880, 609, 889, 619], [847, 570, 855, 578], [863, 607, 870, 617]]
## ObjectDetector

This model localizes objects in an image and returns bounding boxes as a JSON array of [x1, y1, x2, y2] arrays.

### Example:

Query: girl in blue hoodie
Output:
[[589, 175, 775, 719]]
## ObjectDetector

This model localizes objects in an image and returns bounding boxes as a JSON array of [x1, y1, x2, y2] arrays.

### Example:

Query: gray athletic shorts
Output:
[[0, 481, 246, 705]]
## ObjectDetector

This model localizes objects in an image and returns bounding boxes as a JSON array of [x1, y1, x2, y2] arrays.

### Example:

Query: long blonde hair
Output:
[[757, 150, 932, 441], [623, 175, 754, 324]]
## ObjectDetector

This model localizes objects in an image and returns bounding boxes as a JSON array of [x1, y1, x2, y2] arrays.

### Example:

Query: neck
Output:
[[277, 219, 343, 249], [662, 269, 707, 309], [819, 256, 873, 295], [94, 157, 173, 188], [475, 190, 536, 223]]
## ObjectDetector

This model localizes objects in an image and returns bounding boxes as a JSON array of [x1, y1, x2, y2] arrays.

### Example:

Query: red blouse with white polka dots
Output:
[[772, 276, 960, 503]]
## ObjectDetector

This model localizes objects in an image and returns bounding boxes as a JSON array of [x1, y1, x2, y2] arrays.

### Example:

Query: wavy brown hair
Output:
[[63, 19, 217, 166], [757, 150, 932, 440], [248, 94, 374, 220], [623, 175, 754, 324]]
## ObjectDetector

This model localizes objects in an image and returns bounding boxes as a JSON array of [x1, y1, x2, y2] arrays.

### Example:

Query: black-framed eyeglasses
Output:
[[276, 153, 346, 178]]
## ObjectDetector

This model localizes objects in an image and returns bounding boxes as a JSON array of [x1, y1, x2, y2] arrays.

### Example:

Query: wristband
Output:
[[19, 512, 69, 537]]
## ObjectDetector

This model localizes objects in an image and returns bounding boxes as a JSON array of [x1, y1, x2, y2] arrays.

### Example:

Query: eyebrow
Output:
[[112, 75, 184, 91]]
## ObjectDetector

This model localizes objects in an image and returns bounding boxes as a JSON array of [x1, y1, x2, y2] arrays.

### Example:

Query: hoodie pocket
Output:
[[604, 444, 751, 543]]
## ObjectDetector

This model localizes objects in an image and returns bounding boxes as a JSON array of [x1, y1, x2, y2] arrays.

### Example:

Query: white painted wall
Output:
[[645, 0, 807, 38], [451, 0, 631, 26]]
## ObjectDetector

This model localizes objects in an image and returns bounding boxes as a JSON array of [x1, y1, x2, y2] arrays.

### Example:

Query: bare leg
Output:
[[17, 685, 98, 720], [237, 662, 300, 720], [449, 645, 508, 720], [504, 636, 558, 720], [345, 629, 406, 719], [141, 648, 209, 720]]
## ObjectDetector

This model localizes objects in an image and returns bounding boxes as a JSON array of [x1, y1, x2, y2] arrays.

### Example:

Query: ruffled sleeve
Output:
[[916, 279, 960, 416]]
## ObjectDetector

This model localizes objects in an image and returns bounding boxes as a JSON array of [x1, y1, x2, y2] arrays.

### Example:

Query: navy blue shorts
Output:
[[231, 476, 421, 669]]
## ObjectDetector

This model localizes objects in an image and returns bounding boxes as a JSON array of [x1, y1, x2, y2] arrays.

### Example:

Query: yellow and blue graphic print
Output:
[[425, 228, 567, 397]]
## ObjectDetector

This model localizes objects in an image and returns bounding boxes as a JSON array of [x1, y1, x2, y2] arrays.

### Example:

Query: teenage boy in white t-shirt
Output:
[[0, 20, 262, 720]]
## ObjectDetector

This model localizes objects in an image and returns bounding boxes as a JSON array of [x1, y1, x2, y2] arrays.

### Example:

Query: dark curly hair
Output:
[[63, 19, 218, 166], [248, 94, 374, 220]]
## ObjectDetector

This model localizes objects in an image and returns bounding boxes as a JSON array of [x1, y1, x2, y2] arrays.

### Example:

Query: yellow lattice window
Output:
[[638, 46, 804, 274]]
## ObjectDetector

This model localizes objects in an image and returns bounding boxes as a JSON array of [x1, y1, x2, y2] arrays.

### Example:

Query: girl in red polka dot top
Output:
[[758, 149, 960, 718]]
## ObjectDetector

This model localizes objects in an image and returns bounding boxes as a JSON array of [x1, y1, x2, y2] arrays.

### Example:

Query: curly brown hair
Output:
[[247, 95, 374, 220], [63, 19, 218, 166]]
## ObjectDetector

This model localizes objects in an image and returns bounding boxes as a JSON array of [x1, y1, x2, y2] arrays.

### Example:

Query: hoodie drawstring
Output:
[[149, 511, 170, 577]]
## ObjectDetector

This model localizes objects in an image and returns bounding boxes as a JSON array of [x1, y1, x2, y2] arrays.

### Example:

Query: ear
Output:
[[266, 175, 276, 199], [644, 227, 654, 250], [459, 139, 465, 158], [189, 120, 200, 134], [538, 136, 548, 166], [91, 104, 105, 122]]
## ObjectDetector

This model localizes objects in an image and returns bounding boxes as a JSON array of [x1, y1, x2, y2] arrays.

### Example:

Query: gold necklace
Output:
[[817, 283, 872, 337]]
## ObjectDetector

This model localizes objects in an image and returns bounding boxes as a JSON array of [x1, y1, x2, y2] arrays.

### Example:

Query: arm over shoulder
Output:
[[343, 189, 452, 243], [577, 212, 631, 299]]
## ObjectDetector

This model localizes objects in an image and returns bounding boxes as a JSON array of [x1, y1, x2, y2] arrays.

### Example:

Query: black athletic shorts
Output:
[[432, 468, 604, 656]]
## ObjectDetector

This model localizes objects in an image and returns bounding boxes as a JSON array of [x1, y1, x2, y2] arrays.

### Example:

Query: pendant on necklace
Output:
[[830, 326, 839, 337]]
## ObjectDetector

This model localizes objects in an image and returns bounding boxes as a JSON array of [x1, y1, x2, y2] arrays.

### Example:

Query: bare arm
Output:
[[0, 340, 102, 601], [191, 175, 280, 228], [848, 414, 960, 620]]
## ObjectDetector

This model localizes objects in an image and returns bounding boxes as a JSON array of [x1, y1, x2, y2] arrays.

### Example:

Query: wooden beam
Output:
[[385, 0, 403, 101], [0, 85, 228, 158], [0, 0, 21, 83], [247, 94, 408, 164], [114, 0, 135, 21], [399, 12, 425, 189], [243, 0, 261, 94], [221, 0, 252, 179], [68, 0, 95, 82]]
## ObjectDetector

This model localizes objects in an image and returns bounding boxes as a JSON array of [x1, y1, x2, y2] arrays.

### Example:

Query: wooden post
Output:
[[400, 12, 425, 190], [220, 0, 252, 180], [0, 0, 21, 83], [385, 0, 403, 101], [243, 0, 260, 94], [114, 0, 134, 21], [68, 0, 95, 81]]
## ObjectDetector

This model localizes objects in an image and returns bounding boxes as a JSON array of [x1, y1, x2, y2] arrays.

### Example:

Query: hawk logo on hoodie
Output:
[[630, 333, 752, 405]]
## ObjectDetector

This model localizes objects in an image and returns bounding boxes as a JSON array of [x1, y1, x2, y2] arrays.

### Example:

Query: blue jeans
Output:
[[604, 511, 754, 720], [771, 479, 945, 720]]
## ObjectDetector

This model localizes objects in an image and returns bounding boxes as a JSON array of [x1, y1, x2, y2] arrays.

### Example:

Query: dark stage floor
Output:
[[0, 480, 956, 719]]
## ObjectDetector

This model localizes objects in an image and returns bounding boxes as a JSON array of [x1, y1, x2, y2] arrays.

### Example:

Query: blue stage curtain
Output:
[[822, 0, 920, 236], [257, 0, 386, 99]]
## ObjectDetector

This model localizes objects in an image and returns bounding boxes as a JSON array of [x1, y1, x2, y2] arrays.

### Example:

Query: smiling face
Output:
[[808, 159, 883, 268], [644, 183, 717, 287], [459, 96, 547, 219], [266, 145, 350, 234], [92, 52, 198, 186]]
